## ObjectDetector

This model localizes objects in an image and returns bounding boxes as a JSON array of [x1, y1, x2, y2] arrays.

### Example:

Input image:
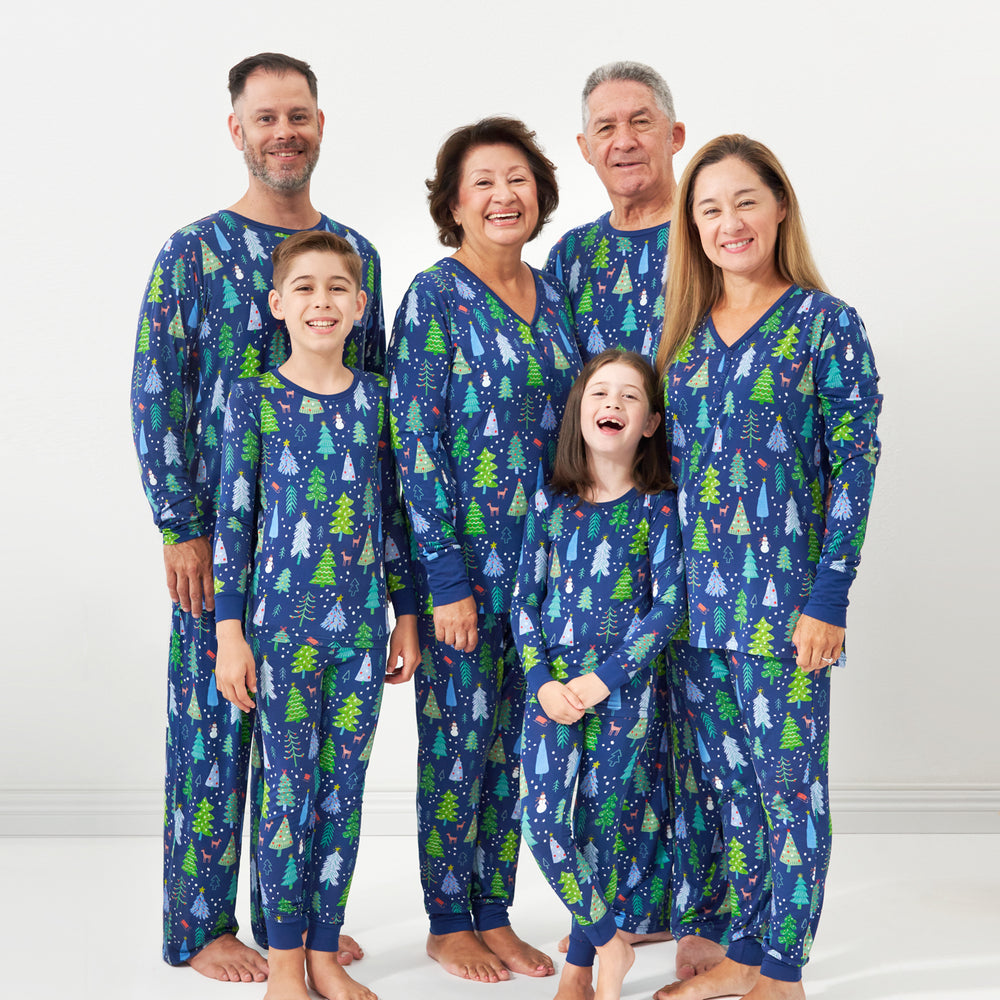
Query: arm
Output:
[[568, 496, 686, 708], [360, 240, 386, 374], [797, 302, 882, 663], [374, 377, 421, 683], [387, 275, 477, 648], [510, 490, 583, 717], [211, 380, 263, 708], [131, 232, 214, 613]]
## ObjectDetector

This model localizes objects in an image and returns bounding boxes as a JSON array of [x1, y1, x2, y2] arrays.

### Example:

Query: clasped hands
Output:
[[537, 673, 611, 725]]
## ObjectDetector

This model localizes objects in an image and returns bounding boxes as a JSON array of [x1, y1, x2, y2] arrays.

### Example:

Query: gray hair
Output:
[[581, 61, 675, 130]]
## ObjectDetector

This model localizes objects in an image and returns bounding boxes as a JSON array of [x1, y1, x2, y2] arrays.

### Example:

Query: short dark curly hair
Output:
[[426, 117, 559, 248]]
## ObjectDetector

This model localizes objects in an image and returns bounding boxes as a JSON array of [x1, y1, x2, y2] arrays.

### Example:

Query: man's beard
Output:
[[244, 144, 320, 193]]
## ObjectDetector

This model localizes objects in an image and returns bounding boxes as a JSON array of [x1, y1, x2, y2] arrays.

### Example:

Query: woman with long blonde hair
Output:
[[654, 135, 882, 1000]]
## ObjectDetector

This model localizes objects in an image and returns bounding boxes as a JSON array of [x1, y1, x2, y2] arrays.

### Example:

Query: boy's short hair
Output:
[[271, 231, 363, 293]]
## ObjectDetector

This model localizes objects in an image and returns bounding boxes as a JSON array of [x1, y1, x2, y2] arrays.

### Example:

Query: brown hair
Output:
[[426, 117, 559, 248], [271, 231, 362, 292], [550, 349, 673, 499], [228, 53, 318, 105], [656, 134, 828, 376]]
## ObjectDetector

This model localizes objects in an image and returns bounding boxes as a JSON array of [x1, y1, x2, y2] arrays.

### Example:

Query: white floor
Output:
[[3, 834, 998, 1000]]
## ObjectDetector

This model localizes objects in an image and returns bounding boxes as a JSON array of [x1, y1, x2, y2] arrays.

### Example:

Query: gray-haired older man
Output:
[[544, 60, 729, 990]]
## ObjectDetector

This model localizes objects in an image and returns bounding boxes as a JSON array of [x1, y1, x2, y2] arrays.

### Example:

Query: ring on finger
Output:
[[820, 656, 836, 664]]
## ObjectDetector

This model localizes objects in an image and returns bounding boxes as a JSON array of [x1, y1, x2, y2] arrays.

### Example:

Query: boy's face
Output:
[[268, 251, 366, 360]]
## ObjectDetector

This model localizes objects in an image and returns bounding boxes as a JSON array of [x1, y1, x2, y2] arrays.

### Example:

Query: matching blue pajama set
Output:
[[131, 210, 385, 962], [387, 259, 582, 934], [662, 286, 882, 980], [213, 369, 415, 951], [546, 216, 729, 940], [512, 487, 686, 967]]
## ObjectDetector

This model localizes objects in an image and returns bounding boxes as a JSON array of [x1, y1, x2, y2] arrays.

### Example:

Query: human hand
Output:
[[433, 596, 479, 652], [163, 536, 215, 618], [565, 673, 611, 710], [538, 681, 586, 724], [385, 615, 421, 684], [791, 614, 845, 673], [215, 620, 256, 712]]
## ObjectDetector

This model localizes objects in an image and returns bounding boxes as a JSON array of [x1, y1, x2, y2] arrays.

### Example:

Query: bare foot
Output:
[[742, 977, 806, 1000], [264, 946, 309, 1000], [479, 925, 554, 977], [557, 929, 672, 953], [187, 933, 269, 982], [594, 932, 635, 1000], [336, 934, 364, 966], [307, 948, 377, 1000], [426, 930, 510, 983], [675, 934, 726, 981], [653, 957, 759, 1000], [553, 960, 595, 1000]]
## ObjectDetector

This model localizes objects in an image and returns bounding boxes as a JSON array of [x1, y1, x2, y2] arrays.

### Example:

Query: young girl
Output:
[[213, 231, 419, 1000], [512, 349, 687, 1000]]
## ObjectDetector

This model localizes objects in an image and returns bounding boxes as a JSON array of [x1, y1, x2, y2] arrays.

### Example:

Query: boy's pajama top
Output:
[[130, 209, 384, 962], [511, 487, 686, 965], [213, 369, 415, 950], [546, 215, 728, 939], [663, 285, 882, 979], [387, 258, 582, 932]]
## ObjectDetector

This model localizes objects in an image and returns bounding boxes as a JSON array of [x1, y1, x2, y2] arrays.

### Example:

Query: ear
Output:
[[576, 132, 593, 166], [671, 121, 686, 155], [642, 411, 662, 438], [268, 288, 284, 320], [353, 289, 368, 323], [317, 107, 325, 142], [228, 112, 245, 152], [776, 195, 788, 225]]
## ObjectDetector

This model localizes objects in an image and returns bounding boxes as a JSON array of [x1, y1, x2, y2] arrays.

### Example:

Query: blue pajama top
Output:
[[545, 213, 670, 362], [663, 286, 882, 658], [131, 210, 385, 545], [511, 486, 686, 718], [212, 369, 415, 649], [387, 258, 582, 617]]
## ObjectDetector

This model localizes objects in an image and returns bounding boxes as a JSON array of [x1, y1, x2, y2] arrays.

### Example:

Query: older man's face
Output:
[[578, 80, 684, 204]]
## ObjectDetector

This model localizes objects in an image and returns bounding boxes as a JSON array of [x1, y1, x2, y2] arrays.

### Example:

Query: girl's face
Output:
[[579, 360, 661, 462]]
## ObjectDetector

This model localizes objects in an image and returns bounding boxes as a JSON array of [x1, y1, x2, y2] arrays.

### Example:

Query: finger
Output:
[[165, 568, 180, 605], [247, 660, 257, 695], [565, 690, 585, 710], [203, 569, 216, 612], [190, 574, 205, 619]]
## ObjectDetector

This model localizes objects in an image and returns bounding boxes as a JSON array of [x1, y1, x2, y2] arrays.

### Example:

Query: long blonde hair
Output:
[[656, 134, 828, 376]]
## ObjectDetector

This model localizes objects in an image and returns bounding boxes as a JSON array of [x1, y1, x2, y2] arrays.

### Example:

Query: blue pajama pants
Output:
[[162, 606, 260, 964], [520, 707, 643, 967], [249, 634, 383, 951], [414, 613, 525, 934], [612, 645, 730, 940], [684, 647, 832, 982]]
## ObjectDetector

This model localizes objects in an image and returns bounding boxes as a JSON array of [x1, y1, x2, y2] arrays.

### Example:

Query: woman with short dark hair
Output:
[[387, 118, 581, 983]]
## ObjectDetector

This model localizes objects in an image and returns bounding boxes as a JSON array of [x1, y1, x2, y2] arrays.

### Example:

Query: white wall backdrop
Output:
[[2, 0, 997, 835]]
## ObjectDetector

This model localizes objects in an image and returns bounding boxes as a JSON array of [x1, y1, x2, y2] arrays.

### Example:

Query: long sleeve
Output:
[[131, 232, 208, 543], [213, 379, 261, 624], [592, 495, 686, 692], [510, 489, 559, 697], [801, 303, 882, 627], [387, 275, 471, 607], [376, 383, 417, 618]]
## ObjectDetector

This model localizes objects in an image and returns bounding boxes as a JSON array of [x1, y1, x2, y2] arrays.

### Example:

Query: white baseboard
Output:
[[1, 785, 997, 837]]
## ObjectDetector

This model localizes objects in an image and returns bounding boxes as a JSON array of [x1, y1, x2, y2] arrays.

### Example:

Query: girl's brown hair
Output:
[[656, 134, 828, 376], [550, 349, 673, 499]]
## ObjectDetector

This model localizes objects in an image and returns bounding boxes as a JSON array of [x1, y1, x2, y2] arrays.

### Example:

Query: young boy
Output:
[[213, 230, 419, 1000]]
